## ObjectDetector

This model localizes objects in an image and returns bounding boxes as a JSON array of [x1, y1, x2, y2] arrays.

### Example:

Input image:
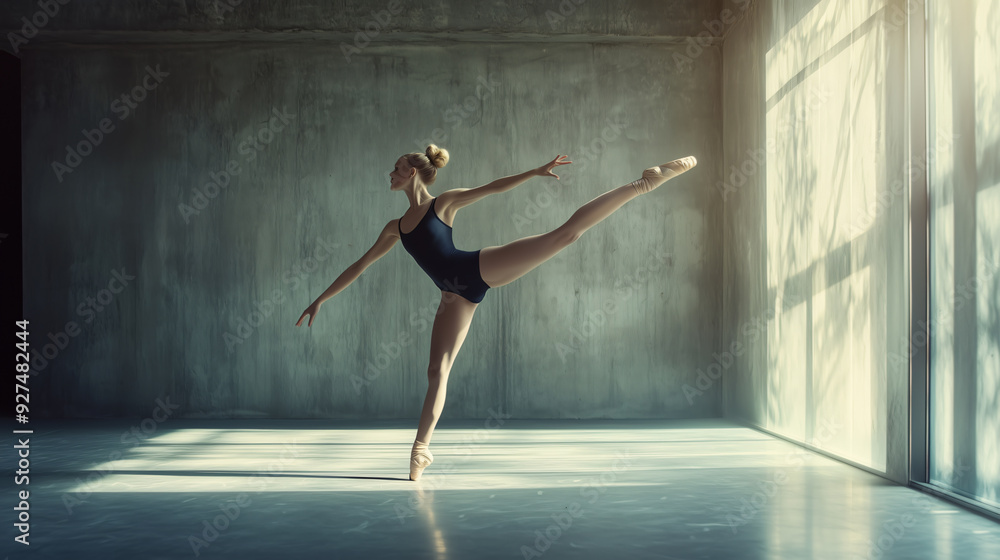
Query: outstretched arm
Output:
[[296, 220, 399, 326], [438, 155, 571, 213]]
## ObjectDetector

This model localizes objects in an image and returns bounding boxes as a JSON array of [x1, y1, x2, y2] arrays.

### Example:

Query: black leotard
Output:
[[398, 197, 491, 303]]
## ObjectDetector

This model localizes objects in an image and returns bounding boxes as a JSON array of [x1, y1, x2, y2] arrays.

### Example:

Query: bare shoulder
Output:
[[436, 189, 469, 220], [384, 218, 402, 240]]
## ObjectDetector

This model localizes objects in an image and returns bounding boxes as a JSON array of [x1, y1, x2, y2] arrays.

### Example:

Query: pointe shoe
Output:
[[409, 440, 433, 481], [631, 156, 698, 194]]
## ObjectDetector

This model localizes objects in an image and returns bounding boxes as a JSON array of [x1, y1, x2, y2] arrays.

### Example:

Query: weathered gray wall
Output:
[[1, 0, 729, 44], [6, 1, 726, 419], [721, 0, 911, 483]]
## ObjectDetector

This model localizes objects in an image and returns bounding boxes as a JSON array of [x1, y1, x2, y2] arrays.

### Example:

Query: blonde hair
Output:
[[404, 144, 449, 185]]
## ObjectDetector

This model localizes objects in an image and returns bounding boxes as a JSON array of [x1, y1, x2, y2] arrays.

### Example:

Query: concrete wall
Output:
[[721, 0, 911, 482], [5, 1, 726, 419], [1, 0, 729, 44]]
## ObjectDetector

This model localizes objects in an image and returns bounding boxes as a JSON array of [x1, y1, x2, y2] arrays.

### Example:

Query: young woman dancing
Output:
[[295, 145, 697, 481]]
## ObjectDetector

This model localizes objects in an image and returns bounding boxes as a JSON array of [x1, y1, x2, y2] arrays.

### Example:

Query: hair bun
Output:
[[426, 144, 449, 169]]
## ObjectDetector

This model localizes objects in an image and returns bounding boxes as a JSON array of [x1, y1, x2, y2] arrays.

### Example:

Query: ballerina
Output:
[[296, 144, 697, 480]]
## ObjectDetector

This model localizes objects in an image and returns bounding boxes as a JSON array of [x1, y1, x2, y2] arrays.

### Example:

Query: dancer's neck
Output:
[[404, 187, 433, 209]]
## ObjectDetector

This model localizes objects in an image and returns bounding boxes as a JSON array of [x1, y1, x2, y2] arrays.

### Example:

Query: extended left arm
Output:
[[484, 169, 540, 193], [439, 155, 571, 212]]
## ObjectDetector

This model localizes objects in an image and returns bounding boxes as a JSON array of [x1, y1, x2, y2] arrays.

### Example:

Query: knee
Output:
[[427, 362, 451, 383], [554, 228, 581, 247]]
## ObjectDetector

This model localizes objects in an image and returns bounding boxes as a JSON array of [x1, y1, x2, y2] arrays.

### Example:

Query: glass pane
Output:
[[927, 0, 1000, 510]]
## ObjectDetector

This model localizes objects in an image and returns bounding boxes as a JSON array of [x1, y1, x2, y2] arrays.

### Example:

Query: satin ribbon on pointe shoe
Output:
[[630, 155, 698, 195], [410, 440, 433, 481]]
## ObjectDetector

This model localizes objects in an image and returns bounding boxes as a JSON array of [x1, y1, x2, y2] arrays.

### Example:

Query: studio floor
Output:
[[12, 418, 1000, 559]]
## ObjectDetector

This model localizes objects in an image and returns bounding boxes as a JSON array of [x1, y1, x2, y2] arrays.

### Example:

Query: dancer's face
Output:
[[389, 157, 414, 191]]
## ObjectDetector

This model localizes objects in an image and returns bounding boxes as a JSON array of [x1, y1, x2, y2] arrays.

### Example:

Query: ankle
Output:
[[410, 440, 434, 480], [630, 177, 656, 196]]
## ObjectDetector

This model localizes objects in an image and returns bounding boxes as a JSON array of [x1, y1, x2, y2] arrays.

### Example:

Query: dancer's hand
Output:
[[296, 301, 322, 327], [536, 155, 572, 179]]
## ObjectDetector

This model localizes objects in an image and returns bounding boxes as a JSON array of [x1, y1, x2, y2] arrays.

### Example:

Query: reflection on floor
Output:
[[12, 418, 1000, 559]]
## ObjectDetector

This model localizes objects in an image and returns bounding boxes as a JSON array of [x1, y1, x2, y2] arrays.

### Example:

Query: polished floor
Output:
[[11, 418, 1000, 559]]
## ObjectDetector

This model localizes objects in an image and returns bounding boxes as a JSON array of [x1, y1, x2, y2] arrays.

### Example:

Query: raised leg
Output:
[[479, 156, 696, 288], [411, 290, 479, 480]]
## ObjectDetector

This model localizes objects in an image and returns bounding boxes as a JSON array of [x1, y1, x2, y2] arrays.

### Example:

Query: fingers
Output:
[[296, 310, 313, 327], [546, 155, 571, 172]]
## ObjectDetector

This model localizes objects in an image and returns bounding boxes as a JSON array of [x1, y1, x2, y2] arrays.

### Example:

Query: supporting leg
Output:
[[411, 291, 479, 480]]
